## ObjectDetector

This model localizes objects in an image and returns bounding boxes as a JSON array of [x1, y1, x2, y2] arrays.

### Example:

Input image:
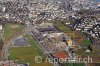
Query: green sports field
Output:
[[8, 34, 52, 66]]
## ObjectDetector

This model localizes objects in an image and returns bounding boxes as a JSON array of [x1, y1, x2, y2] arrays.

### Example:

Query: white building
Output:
[[0, 25, 2, 30]]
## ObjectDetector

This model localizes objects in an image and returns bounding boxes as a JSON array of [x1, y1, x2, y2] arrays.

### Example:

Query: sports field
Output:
[[8, 34, 52, 66]]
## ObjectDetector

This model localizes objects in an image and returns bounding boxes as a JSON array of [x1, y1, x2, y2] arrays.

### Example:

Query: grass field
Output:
[[8, 34, 52, 66], [82, 39, 91, 46], [55, 24, 73, 33], [55, 24, 82, 39], [3, 23, 25, 44]]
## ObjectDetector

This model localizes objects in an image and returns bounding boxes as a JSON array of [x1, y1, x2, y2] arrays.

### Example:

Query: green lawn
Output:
[[3, 23, 25, 43], [8, 34, 52, 66], [55, 24, 81, 38], [82, 39, 92, 46], [55, 24, 73, 33], [24, 34, 43, 56]]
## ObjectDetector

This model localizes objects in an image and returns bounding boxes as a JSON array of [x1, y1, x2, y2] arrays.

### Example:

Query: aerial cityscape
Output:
[[0, 0, 100, 66]]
